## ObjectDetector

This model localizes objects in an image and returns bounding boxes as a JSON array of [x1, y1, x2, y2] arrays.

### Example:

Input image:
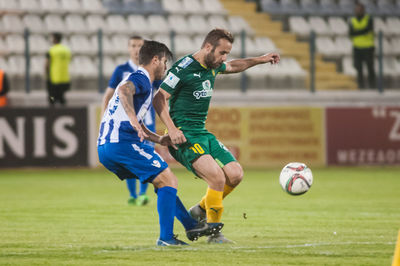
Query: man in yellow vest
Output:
[[0, 69, 9, 107], [349, 2, 376, 89], [45, 32, 71, 105]]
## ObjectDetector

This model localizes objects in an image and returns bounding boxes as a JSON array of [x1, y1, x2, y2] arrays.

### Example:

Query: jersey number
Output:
[[190, 143, 204, 154]]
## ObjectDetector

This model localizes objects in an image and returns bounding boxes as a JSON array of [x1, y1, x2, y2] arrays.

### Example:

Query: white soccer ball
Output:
[[279, 162, 313, 195]]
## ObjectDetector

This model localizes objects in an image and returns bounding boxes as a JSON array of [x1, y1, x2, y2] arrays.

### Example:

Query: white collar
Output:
[[128, 60, 138, 71], [137, 66, 151, 82]]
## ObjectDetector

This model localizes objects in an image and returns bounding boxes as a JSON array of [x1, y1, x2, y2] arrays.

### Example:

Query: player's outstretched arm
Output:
[[118, 81, 148, 141], [101, 87, 115, 118], [140, 124, 178, 150], [153, 88, 186, 145], [224, 52, 280, 74]]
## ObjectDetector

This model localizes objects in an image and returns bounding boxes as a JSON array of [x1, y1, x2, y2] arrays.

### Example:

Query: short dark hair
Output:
[[139, 40, 172, 65], [129, 35, 143, 41], [201, 28, 234, 49], [52, 32, 62, 43]]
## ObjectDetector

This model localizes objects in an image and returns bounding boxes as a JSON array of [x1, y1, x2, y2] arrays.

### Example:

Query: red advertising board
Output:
[[326, 107, 400, 165]]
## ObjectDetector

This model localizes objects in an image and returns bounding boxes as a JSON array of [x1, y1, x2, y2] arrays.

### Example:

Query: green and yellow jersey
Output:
[[160, 55, 226, 132]]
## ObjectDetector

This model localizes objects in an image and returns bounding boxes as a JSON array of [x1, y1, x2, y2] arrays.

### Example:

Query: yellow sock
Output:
[[199, 184, 235, 210], [204, 187, 223, 223], [223, 184, 234, 198]]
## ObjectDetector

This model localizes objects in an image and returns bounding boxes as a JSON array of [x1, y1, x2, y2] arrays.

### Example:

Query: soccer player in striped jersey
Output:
[[97, 40, 223, 246], [101, 35, 154, 206], [154, 29, 280, 243]]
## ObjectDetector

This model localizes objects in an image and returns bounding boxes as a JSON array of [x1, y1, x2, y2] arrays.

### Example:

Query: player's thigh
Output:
[[192, 154, 225, 191]]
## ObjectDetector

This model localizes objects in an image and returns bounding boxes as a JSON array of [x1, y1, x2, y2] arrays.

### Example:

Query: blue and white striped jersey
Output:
[[98, 67, 154, 146]]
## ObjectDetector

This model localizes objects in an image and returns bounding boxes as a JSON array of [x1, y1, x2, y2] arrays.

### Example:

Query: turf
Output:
[[0, 167, 399, 265]]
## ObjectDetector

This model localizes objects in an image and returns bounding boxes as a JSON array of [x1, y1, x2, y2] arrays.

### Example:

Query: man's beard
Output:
[[204, 51, 222, 69]]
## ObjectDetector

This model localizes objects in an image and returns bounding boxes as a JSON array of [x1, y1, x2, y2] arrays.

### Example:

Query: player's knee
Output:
[[152, 168, 178, 189], [225, 162, 244, 187]]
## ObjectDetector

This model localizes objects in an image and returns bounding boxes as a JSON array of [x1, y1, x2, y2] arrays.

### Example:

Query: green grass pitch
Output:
[[0, 167, 399, 265]]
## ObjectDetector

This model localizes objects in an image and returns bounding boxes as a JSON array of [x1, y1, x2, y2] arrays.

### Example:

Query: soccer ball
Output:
[[279, 162, 313, 195]]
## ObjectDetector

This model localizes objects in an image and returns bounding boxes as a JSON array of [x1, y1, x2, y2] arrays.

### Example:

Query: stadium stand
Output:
[[1, 0, 399, 92]]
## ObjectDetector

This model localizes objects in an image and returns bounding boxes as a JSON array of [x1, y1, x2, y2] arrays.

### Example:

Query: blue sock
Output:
[[176, 196, 198, 231], [126, 178, 137, 198], [139, 181, 148, 195], [157, 186, 177, 241]]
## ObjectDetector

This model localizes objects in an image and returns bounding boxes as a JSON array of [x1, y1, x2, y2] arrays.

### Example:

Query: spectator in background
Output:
[[349, 2, 376, 89], [101, 35, 155, 206], [45, 32, 71, 105], [0, 68, 10, 107]]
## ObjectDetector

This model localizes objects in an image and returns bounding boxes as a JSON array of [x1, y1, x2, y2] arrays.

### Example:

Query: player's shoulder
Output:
[[114, 61, 130, 71], [172, 55, 195, 72]]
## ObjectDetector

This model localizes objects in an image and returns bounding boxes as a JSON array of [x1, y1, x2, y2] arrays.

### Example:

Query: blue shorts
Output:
[[98, 142, 168, 183]]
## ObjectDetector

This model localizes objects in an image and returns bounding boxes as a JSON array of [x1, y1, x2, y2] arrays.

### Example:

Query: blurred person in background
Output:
[[0, 68, 10, 107], [45, 32, 71, 105], [349, 2, 376, 89], [101, 35, 156, 206]]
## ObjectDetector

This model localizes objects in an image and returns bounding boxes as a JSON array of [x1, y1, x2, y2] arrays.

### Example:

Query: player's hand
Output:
[[261, 53, 280, 64], [168, 127, 186, 145], [133, 124, 148, 142], [159, 134, 178, 150]]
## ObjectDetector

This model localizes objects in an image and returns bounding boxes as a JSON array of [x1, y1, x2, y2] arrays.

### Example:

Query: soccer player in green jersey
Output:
[[153, 28, 280, 243]]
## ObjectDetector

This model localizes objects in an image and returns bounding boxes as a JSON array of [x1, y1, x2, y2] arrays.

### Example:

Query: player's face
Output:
[[154, 56, 168, 80], [128, 38, 144, 63], [204, 39, 232, 69]]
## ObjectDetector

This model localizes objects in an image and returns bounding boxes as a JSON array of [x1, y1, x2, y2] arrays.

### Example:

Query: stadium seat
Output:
[[2, 15, 25, 34], [83, 0, 107, 14], [375, 37, 394, 56], [5, 35, 25, 54], [30, 35, 50, 55], [260, 0, 284, 16], [44, 15, 67, 34], [299, 0, 320, 16], [328, 17, 348, 36], [65, 14, 89, 34], [0, 56, 8, 70], [167, 15, 191, 35], [90, 35, 115, 55], [122, 0, 146, 15], [342, 57, 356, 77], [289, 16, 310, 38], [142, 0, 165, 15], [386, 17, 400, 36], [103, 0, 123, 13], [208, 15, 230, 31], [391, 37, 400, 55], [110, 35, 130, 54], [337, 0, 354, 16], [86, 14, 109, 33], [30, 55, 46, 77], [244, 37, 258, 56], [106, 15, 130, 34], [193, 35, 204, 48], [201, 0, 227, 15], [254, 37, 278, 54], [23, 15, 46, 34], [70, 56, 97, 78], [358, 0, 377, 15], [334, 36, 352, 56], [376, 0, 396, 16], [182, 0, 207, 15], [147, 15, 170, 35], [0, 37, 8, 56], [315, 36, 337, 58], [174, 35, 195, 57], [7, 55, 25, 77], [319, 0, 341, 16], [127, 15, 150, 35], [60, 0, 85, 14], [280, 0, 302, 16], [19, 0, 42, 14], [39, 0, 64, 14], [161, 0, 186, 15], [374, 18, 391, 36], [228, 16, 254, 36], [152, 34, 172, 50], [69, 35, 95, 55], [103, 56, 116, 76], [309, 17, 332, 36], [0, 0, 20, 13], [188, 15, 211, 35]]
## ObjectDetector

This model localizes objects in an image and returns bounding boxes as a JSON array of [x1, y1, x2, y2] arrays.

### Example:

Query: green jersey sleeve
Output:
[[216, 62, 227, 74], [160, 68, 183, 95]]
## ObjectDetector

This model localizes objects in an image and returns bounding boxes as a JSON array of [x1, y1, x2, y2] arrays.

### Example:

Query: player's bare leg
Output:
[[192, 155, 225, 223]]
